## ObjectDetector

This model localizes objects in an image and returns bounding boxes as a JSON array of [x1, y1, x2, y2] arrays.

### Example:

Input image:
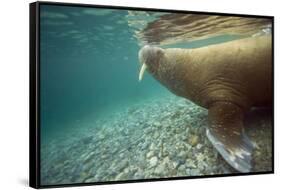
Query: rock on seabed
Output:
[[41, 95, 273, 185]]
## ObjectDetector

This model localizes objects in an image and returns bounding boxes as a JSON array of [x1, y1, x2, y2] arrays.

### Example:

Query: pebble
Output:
[[114, 160, 128, 172], [115, 172, 128, 180], [133, 171, 145, 179], [190, 169, 201, 176], [146, 151, 154, 158], [153, 121, 161, 127], [178, 150, 188, 159], [172, 161, 179, 169], [149, 156, 158, 167], [154, 163, 166, 175], [189, 135, 199, 146], [178, 164, 186, 171], [196, 143, 203, 149], [163, 156, 170, 164], [186, 159, 196, 169], [149, 143, 156, 150], [153, 131, 160, 139], [99, 134, 105, 140]]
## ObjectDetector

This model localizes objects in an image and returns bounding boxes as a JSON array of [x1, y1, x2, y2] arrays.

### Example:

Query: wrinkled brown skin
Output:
[[138, 35, 272, 172]]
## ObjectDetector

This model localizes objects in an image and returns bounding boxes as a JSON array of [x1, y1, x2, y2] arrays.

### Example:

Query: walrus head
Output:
[[138, 45, 189, 98], [138, 45, 165, 81]]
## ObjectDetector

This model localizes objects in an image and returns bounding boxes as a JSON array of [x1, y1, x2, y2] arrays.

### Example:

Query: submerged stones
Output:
[[188, 134, 199, 146], [114, 160, 129, 173], [154, 162, 166, 175], [153, 121, 161, 127], [149, 156, 158, 168], [146, 151, 154, 159], [40, 95, 272, 185]]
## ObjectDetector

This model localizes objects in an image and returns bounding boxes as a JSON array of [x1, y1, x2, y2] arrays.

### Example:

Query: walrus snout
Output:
[[139, 45, 163, 65], [138, 45, 164, 81]]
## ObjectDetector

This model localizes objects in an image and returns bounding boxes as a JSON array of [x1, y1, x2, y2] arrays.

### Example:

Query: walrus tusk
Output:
[[139, 63, 147, 81]]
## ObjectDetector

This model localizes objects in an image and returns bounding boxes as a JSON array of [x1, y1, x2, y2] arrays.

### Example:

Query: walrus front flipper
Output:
[[207, 102, 254, 172]]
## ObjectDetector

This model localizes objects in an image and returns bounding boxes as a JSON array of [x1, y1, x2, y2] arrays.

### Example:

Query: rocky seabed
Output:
[[41, 96, 272, 185]]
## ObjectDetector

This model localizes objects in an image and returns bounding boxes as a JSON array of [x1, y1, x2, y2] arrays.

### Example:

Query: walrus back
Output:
[[229, 36, 272, 107], [193, 35, 272, 109]]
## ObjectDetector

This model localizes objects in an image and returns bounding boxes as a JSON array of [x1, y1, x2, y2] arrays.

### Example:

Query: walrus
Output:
[[138, 35, 272, 172]]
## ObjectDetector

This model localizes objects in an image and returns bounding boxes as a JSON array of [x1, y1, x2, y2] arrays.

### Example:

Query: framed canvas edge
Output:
[[29, 1, 275, 189], [30, 1, 41, 189]]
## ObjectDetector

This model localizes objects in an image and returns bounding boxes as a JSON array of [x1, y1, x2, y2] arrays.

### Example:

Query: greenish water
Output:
[[39, 4, 272, 185], [40, 5, 246, 140], [40, 5, 168, 140]]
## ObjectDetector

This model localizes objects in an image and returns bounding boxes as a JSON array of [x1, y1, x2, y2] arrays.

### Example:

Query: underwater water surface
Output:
[[39, 4, 272, 186]]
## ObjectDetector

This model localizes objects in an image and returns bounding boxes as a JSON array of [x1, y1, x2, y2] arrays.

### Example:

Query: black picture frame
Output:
[[29, 1, 274, 189]]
